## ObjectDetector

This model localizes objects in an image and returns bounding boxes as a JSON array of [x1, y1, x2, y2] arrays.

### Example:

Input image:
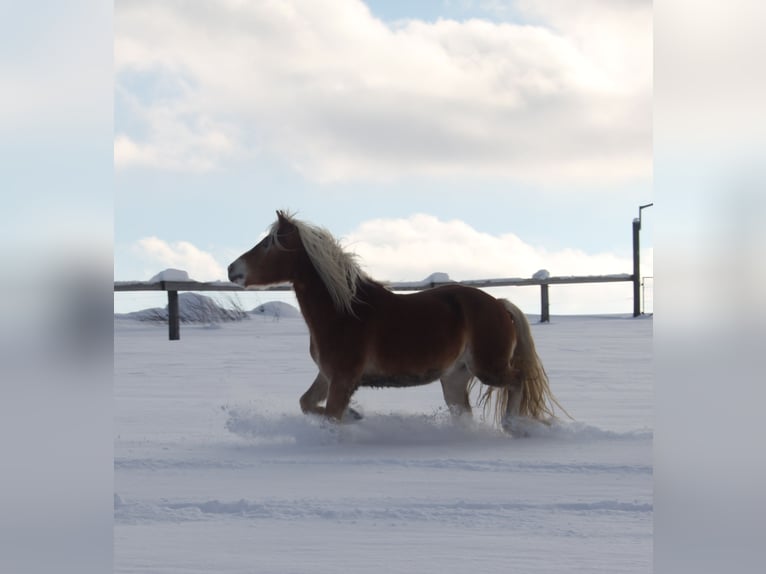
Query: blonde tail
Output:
[[473, 299, 571, 425]]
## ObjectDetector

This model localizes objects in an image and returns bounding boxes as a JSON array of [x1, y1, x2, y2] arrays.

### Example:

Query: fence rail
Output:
[[114, 274, 636, 340]]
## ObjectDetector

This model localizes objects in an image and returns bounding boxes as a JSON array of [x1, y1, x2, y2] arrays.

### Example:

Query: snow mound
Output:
[[224, 406, 652, 448], [391, 272, 453, 289], [149, 268, 190, 282], [251, 301, 302, 319], [506, 416, 653, 441], [223, 406, 504, 447], [423, 272, 450, 284]]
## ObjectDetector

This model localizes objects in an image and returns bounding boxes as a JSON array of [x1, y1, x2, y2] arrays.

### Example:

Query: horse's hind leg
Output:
[[473, 363, 525, 433], [440, 364, 473, 417], [496, 368, 525, 435], [504, 373, 523, 416]]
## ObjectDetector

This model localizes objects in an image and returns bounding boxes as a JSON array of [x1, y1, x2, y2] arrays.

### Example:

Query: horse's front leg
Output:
[[299, 371, 363, 421], [299, 372, 329, 415]]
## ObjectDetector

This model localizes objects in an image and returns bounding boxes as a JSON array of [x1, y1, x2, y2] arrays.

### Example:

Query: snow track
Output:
[[116, 495, 651, 526]]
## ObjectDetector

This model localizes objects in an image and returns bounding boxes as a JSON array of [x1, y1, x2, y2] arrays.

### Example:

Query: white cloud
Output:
[[115, 0, 651, 186], [133, 237, 226, 281], [346, 213, 631, 280], [517, 0, 652, 88], [345, 214, 648, 314], [114, 96, 239, 172]]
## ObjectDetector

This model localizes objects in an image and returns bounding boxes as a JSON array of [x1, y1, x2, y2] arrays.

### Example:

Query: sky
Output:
[[114, 0, 653, 314]]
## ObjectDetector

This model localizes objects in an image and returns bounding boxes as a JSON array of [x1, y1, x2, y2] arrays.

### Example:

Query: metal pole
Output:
[[632, 218, 641, 317], [634, 203, 653, 317], [639, 203, 654, 225]]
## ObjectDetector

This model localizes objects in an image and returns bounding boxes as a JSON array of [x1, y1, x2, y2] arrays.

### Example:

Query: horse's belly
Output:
[[359, 341, 469, 388], [359, 369, 442, 388]]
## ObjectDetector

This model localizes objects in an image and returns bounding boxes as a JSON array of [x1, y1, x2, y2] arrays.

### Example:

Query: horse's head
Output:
[[228, 211, 302, 287]]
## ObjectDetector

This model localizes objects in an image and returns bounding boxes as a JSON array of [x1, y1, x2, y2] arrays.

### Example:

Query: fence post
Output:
[[632, 218, 641, 317], [168, 290, 180, 340], [540, 283, 550, 323]]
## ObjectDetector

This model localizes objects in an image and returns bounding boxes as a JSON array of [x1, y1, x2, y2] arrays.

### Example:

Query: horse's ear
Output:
[[276, 210, 293, 223], [276, 210, 295, 231]]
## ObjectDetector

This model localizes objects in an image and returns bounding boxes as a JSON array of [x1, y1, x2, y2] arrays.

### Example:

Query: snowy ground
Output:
[[114, 312, 652, 573]]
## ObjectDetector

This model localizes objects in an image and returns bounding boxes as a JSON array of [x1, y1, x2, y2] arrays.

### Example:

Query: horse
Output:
[[228, 210, 567, 433]]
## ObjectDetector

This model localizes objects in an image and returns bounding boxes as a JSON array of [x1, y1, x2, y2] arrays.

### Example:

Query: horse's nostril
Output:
[[228, 260, 247, 284], [228, 260, 241, 281]]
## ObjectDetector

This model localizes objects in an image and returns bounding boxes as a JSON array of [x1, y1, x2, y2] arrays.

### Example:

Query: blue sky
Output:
[[114, 0, 653, 314]]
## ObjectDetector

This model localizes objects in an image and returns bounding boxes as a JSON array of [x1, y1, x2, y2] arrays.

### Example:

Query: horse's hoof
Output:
[[345, 407, 363, 422], [502, 416, 530, 438]]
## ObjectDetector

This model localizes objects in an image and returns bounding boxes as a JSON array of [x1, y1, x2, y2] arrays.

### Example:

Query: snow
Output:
[[423, 271, 451, 283], [533, 269, 550, 280], [390, 272, 453, 289], [251, 301, 302, 319], [149, 268, 191, 282], [115, 312, 652, 573]]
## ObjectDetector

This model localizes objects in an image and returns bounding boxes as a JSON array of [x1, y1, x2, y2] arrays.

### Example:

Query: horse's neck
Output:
[[292, 263, 351, 332]]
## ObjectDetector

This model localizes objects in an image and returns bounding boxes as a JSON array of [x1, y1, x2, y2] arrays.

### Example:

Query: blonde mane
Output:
[[271, 212, 367, 315]]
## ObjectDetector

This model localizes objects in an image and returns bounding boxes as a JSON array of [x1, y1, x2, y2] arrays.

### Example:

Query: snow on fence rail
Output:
[[114, 274, 636, 341]]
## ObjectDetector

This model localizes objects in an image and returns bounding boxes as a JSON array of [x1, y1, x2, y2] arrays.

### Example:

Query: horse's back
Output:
[[358, 282, 468, 351], [359, 282, 503, 327], [406, 284, 511, 329]]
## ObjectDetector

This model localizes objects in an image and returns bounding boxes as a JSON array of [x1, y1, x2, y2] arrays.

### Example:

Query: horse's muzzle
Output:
[[228, 260, 246, 285]]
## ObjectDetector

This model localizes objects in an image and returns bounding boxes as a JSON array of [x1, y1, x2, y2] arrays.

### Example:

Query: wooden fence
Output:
[[114, 274, 636, 340]]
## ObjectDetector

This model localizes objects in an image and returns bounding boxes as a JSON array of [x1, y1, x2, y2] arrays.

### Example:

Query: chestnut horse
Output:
[[228, 211, 566, 433]]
